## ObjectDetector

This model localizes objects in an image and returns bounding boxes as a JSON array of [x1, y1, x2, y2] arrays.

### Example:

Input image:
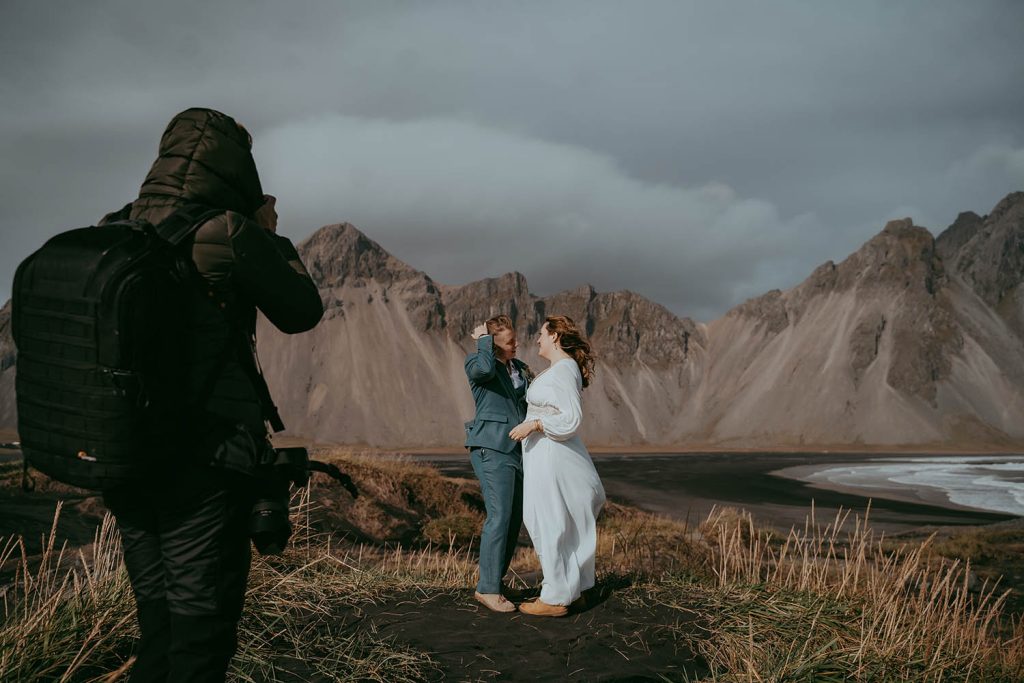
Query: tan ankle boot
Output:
[[474, 591, 517, 613], [518, 599, 568, 617]]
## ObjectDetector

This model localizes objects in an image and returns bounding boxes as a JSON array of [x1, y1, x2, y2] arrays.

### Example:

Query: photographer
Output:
[[101, 108, 323, 683]]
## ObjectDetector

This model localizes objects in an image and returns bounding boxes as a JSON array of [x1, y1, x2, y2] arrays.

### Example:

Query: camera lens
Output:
[[249, 498, 291, 555]]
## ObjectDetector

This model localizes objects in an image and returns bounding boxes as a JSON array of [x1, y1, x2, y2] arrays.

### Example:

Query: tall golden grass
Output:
[[668, 503, 1024, 681], [0, 503, 135, 682], [1, 454, 1022, 681]]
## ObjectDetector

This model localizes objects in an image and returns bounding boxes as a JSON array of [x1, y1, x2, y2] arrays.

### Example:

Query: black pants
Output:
[[104, 467, 255, 683]]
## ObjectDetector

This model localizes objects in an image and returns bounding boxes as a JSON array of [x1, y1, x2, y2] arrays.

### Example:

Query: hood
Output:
[[134, 108, 264, 216]]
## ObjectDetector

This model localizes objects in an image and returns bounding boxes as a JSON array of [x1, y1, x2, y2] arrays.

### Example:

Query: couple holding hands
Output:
[[464, 314, 606, 617]]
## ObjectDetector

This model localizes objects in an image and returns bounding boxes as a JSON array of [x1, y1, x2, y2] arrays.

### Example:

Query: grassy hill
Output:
[[1, 451, 1022, 681]]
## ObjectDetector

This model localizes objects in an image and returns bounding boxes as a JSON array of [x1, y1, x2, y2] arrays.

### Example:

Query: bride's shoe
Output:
[[518, 599, 568, 617], [474, 591, 517, 613]]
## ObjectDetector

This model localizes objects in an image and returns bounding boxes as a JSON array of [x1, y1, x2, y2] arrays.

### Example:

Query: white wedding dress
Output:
[[522, 357, 606, 606]]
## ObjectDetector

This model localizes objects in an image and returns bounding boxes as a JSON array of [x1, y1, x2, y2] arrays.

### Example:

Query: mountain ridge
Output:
[[1, 193, 1022, 448]]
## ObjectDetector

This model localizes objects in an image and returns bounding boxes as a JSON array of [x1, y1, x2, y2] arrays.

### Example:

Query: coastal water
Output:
[[793, 455, 1024, 516], [429, 452, 1017, 532]]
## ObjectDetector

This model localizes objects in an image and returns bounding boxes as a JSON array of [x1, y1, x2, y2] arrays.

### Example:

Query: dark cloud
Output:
[[1, 1, 1022, 320]]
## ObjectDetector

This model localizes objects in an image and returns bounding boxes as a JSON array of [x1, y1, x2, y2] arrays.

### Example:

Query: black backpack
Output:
[[11, 205, 222, 490]]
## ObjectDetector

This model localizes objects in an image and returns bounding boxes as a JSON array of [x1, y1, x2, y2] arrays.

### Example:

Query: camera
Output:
[[247, 446, 359, 555], [249, 446, 310, 556]]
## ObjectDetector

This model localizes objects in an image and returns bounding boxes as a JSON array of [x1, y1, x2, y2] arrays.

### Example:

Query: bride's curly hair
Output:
[[545, 315, 595, 388]]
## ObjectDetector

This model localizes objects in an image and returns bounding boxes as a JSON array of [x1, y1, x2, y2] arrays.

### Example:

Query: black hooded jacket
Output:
[[124, 108, 323, 437]]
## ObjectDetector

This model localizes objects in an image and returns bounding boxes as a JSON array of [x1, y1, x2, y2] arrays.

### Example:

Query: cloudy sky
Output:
[[1, 1, 1022, 320]]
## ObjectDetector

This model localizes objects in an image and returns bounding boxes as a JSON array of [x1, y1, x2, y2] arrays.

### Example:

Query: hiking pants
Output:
[[103, 467, 255, 683]]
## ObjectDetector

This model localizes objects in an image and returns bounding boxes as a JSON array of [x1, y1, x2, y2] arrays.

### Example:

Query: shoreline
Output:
[[2, 445, 1018, 546], [769, 463, 993, 515], [321, 444, 1024, 458], [426, 451, 1017, 534]]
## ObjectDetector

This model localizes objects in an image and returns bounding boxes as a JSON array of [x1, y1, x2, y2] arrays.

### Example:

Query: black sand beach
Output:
[[3, 448, 1016, 550], [356, 585, 708, 681], [426, 451, 1016, 534]]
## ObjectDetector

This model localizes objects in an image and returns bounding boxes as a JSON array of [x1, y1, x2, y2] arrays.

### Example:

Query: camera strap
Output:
[[209, 298, 286, 434], [307, 459, 359, 498], [242, 330, 286, 433]]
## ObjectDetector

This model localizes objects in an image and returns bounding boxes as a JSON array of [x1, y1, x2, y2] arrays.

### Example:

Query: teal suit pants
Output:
[[470, 446, 523, 594]]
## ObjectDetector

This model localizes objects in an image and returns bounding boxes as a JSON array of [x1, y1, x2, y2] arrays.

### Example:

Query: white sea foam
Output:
[[802, 456, 1024, 516]]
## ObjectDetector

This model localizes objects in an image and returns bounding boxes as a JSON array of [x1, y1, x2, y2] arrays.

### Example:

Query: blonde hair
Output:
[[485, 314, 514, 336]]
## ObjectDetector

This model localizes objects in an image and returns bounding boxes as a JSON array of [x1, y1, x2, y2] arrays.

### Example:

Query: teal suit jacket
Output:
[[464, 335, 530, 454]]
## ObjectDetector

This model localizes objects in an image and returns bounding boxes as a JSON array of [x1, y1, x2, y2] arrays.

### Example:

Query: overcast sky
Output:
[[1, 1, 1022, 321]]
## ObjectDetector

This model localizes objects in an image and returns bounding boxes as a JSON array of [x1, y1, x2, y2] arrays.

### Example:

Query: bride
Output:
[[508, 315, 606, 617]]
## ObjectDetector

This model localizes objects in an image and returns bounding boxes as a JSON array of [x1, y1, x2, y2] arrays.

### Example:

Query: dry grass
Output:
[[653, 502, 1024, 682], [2, 455, 1023, 681], [0, 503, 136, 682], [0, 484, 474, 682], [300, 449, 485, 547]]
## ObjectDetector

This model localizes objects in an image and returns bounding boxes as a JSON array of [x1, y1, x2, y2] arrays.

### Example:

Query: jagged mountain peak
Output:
[[936, 193, 1024, 266], [438, 268, 699, 364], [7, 194, 1024, 447], [441, 271, 531, 299], [956, 210, 983, 223], [539, 285, 700, 364], [770, 217, 945, 328], [297, 222, 424, 288], [946, 192, 1024, 321], [990, 191, 1024, 220], [875, 217, 935, 249], [299, 221, 365, 254], [819, 217, 943, 294], [440, 271, 538, 341], [936, 211, 985, 263]]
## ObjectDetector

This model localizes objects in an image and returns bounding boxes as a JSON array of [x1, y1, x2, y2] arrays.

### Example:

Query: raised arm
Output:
[[537, 364, 583, 441], [227, 212, 324, 333], [465, 334, 498, 383]]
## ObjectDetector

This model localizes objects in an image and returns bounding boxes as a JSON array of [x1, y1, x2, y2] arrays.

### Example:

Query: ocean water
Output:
[[801, 455, 1024, 516]]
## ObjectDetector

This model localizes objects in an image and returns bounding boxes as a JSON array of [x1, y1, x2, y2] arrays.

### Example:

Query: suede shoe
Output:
[[518, 599, 568, 617], [474, 591, 517, 613]]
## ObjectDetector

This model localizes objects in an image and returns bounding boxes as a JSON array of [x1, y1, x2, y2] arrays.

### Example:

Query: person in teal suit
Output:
[[464, 314, 532, 612]]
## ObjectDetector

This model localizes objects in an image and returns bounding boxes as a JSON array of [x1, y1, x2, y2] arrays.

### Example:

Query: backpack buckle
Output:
[[128, 221, 155, 235], [107, 369, 146, 406]]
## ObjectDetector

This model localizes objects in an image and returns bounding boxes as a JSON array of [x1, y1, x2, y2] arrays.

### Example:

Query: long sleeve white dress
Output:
[[522, 357, 606, 606]]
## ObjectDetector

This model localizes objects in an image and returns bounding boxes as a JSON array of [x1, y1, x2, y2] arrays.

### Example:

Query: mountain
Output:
[[256, 223, 705, 446], [938, 193, 1024, 341], [687, 194, 1024, 447], [2, 193, 1023, 448], [698, 218, 1001, 445]]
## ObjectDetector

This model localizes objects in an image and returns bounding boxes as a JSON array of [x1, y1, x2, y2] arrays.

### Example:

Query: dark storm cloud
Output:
[[258, 114, 822, 318], [1, 0, 1022, 320]]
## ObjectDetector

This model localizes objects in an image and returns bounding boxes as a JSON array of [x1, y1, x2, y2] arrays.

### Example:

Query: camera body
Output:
[[249, 446, 310, 555]]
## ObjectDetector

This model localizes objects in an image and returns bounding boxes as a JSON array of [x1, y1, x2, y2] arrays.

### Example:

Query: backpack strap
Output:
[[152, 205, 242, 430], [158, 204, 287, 433], [154, 204, 224, 246]]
